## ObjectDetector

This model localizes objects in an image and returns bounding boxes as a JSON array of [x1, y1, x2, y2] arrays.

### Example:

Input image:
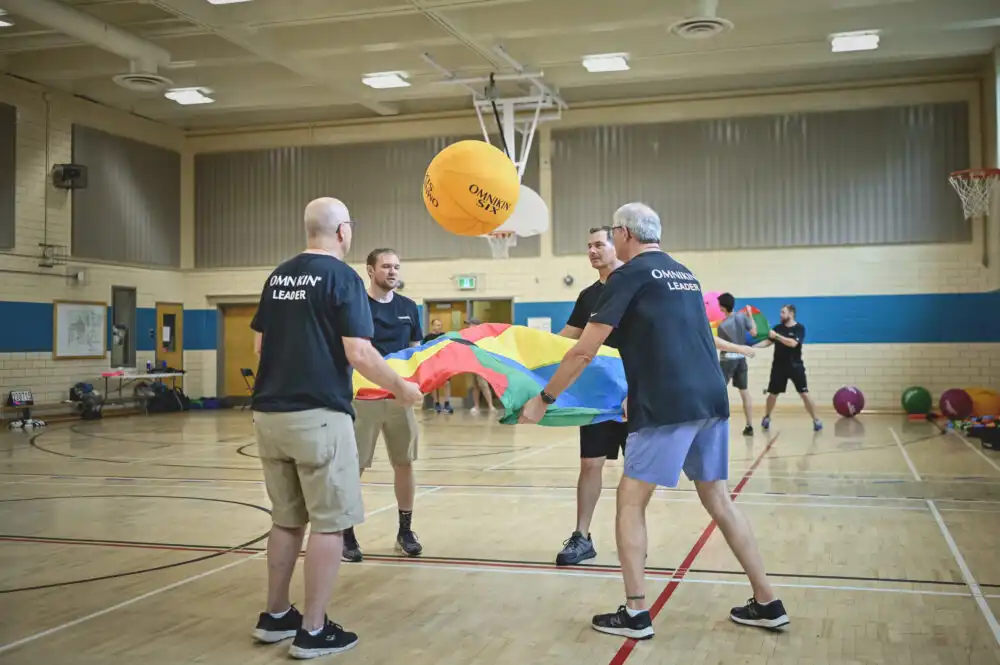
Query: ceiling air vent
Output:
[[669, 16, 733, 39], [112, 72, 173, 93]]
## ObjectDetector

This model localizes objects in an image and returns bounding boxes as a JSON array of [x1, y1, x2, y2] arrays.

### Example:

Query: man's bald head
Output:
[[304, 197, 351, 241]]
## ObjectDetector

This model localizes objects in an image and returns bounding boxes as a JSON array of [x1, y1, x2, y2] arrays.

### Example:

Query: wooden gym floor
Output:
[[1, 408, 999, 664]]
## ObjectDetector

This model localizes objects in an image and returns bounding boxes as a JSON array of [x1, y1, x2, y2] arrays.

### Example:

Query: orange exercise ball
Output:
[[967, 387, 1000, 417], [422, 140, 520, 236]]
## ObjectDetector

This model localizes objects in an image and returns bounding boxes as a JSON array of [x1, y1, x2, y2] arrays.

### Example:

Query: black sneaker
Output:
[[396, 529, 423, 556], [742, 425, 754, 436], [591, 605, 654, 639], [729, 597, 790, 630], [252, 605, 303, 643], [556, 531, 597, 566], [342, 530, 362, 563], [288, 619, 359, 659]]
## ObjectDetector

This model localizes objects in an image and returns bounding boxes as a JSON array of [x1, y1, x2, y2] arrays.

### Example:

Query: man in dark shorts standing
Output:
[[554, 226, 624, 566], [717, 293, 757, 436], [344, 248, 425, 563], [757, 304, 822, 432], [520, 202, 788, 639], [250, 198, 422, 659]]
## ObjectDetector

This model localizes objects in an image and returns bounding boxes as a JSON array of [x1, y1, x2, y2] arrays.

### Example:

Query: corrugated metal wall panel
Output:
[[552, 102, 970, 255], [71, 125, 181, 267], [0, 102, 15, 251], [195, 136, 540, 268]]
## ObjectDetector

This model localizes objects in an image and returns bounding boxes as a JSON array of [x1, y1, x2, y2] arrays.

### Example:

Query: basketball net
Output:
[[948, 168, 999, 219], [425, 48, 566, 259]]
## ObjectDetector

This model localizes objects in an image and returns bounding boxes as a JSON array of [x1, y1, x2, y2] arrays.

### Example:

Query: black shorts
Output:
[[580, 420, 628, 460], [720, 358, 748, 390], [767, 363, 808, 394]]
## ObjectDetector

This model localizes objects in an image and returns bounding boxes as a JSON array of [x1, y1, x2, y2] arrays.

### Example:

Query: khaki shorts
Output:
[[252, 408, 364, 533], [353, 399, 419, 469]]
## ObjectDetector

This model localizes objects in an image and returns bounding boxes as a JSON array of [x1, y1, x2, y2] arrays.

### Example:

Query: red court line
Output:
[[607, 433, 780, 665]]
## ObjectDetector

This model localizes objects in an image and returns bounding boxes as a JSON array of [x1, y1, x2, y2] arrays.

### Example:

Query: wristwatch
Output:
[[539, 390, 556, 404]]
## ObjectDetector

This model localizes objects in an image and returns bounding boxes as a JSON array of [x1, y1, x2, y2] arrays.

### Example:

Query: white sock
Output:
[[269, 608, 290, 619], [308, 627, 323, 636], [625, 606, 647, 617]]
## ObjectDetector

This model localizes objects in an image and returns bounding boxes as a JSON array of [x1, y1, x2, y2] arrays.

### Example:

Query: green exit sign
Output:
[[456, 275, 477, 290]]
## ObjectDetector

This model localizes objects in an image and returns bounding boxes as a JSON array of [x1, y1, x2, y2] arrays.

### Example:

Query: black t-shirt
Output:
[[368, 293, 422, 356], [250, 253, 373, 416], [590, 251, 729, 432], [566, 280, 622, 349], [771, 323, 805, 366]]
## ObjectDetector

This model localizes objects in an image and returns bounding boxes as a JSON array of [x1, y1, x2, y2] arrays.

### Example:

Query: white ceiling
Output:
[[0, 0, 997, 131]]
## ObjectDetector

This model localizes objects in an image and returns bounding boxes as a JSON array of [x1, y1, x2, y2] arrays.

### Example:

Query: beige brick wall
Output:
[[0, 76, 185, 405]]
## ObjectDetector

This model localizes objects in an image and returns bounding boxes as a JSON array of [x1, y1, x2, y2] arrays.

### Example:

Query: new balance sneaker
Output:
[[591, 606, 654, 639], [556, 531, 597, 566], [342, 530, 362, 563], [252, 605, 303, 643], [288, 619, 359, 660], [813, 418, 823, 432], [729, 597, 790, 630], [761, 415, 771, 431], [396, 529, 423, 556]]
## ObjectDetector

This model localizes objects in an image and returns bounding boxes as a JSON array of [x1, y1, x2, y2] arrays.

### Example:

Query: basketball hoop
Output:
[[486, 231, 517, 259], [948, 168, 1000, 219]]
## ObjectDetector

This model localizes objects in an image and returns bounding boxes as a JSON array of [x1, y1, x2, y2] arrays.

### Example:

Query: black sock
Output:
[[399, 510, 413, 533], [344, 526, 355, 543]]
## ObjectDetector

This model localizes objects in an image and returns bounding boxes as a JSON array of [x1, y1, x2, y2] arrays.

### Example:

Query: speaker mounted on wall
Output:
[[51, 163, 88, 190]]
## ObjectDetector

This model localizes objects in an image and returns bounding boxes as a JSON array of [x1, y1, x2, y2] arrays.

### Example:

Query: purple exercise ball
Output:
[[833, 386, 865, 418], [940, 388, 973, 420]]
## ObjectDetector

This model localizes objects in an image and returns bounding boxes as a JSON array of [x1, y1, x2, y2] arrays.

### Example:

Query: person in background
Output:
[[716, 293, 757, 436], [422, 318, 453, 414], [465, 317, 496, 414], [756, 304, 822, 432]]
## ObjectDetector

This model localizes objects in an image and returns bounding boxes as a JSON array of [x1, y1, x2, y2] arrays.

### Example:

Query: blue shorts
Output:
[[623, 417, 730, 487]]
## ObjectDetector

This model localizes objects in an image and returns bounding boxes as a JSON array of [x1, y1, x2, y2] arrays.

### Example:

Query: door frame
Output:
[[154, 301, 184, 371], [422, 297, 516, 331], [216, 301, 259, 399]]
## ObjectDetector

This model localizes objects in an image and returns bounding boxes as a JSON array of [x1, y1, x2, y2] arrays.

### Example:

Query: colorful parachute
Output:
[[743, 305, 770, 344], [353, 323, 626, 426]]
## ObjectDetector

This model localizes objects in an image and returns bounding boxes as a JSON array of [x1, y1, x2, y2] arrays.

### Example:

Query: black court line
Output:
[[0, 494, 270, 594], [6, 532, 999, 590]]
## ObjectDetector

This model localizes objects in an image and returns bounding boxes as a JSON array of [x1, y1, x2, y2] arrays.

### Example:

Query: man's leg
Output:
[[343, 400, 383, 562], [792, 365, 822, 431], [288, 410, 364, 658], [252, 412, 307, 645], [384, 400, 422, 555], [734, 360, 753, 435], [684, 417, 789, 629], [591, 424, 696, 639], [556, 424, 611, 566], [761, 365, 786, 431]]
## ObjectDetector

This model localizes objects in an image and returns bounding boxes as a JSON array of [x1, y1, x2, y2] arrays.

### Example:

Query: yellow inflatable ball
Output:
[[422, 140, 520, 236], [966, 387, 1000, 417]]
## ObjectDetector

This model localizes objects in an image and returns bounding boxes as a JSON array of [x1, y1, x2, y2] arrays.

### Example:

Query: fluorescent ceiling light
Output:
[[0, 20, 13, 28], [582, 53, 630, 72], [206, 0, 253, 4], [164, 87, 215, 105], [829, 30, 880, 53], [362, 72, 410, 89]]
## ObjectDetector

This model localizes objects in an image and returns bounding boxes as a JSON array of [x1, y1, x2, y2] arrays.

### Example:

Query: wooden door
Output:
[[427, 300, 470, 400], [155, 302, 184, 389], [222, 304, 259, 399]]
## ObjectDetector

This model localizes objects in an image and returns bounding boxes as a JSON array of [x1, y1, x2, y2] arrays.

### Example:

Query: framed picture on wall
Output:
[[53, 300, 107, 360]]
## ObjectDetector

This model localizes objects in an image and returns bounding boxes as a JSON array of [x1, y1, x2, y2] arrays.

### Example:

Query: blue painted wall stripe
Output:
[[1, 293, 997, 354]]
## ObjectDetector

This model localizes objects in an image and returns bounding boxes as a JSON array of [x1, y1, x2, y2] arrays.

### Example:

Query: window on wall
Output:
[[0, 102, 15, 251], [111, 286, 137, 368]]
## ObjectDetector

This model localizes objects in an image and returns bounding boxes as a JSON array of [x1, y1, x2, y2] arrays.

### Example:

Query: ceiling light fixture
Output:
[[0, 8, 12, 27], [582, 53, 630, 72], [361, 72, 410, 89], [205, 0, 254, 5], [829, 30, 880, 53], [164, 87, 215, 105]]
